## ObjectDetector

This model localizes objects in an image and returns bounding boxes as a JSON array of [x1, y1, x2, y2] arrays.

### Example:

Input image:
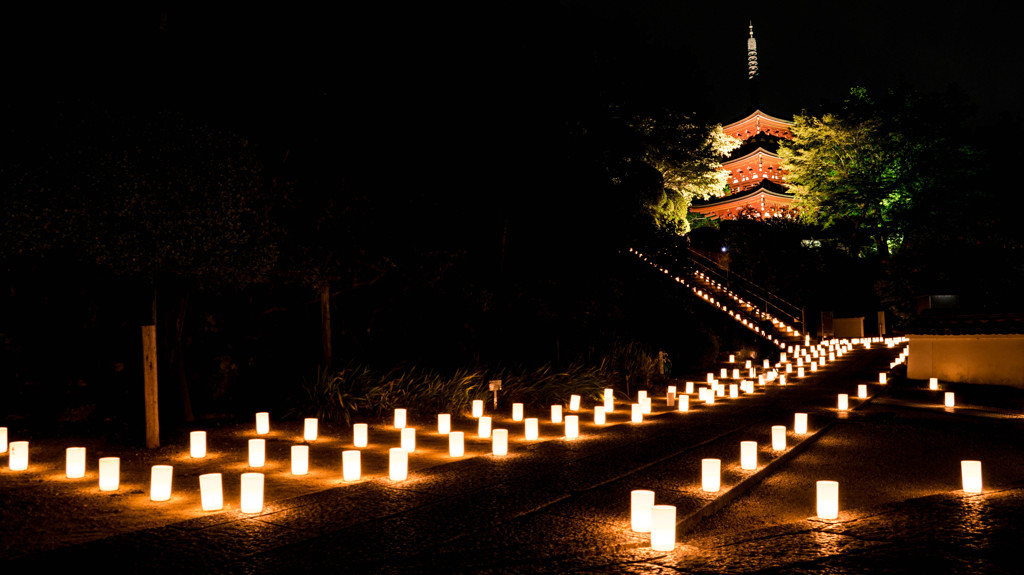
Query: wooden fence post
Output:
[[142, 324, 160, 448]]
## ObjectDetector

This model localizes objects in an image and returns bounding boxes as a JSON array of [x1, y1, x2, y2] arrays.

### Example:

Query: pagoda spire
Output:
[[747, 21, 758, 80]]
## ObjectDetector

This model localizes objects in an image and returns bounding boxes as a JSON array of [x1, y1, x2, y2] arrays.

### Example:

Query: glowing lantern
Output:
[[564, 415, 579, 439], [512, 403, 524, 421], [438, 414, 451, 435], [353, 423, 368, 447], [630, 489, 655, 532], [603, 389, 615, 412], [705, 390, 715, 405], [401, 427, 416, 452], [961, 460, 982, 493], [929, 378, 939, 390], [304, 418, 319, 441], [394, 408, 407, 429], [650, 505, 676, 551], [797, 367, 805, 378], [472, 400, 484, 418], [249, 439, 266, 467], [551, 405, 563, 424], [150, 465, 173, 501], [594, 406, 606, 425], [779, 374, 787, 386], [816, 480, 839, 519], [240, 472, 264, 513], [9, 441, 28, 471], [837, 394, 849, 411], [631, 403, 643, 423], [190, 431, 207, 458], [730, 384, 738, 398], [255, 412, 270, 435], [641, 397, 652, 414], [701, 458, 721, 492], [879, 373, 887, 384], [449, 431, 465, 457], [685, 381, 694, 394], [857, 384, 867, 399], [707, 373, 714, 384], [795, 413, 808, 435], [0, 427, 6, 453], [292, 445, 309, 475], [771, 426, 787, 451], [810, 362, 817, 372], [740, 441, 757, 470], [492, 428, 508, 455], [66, 447, 86, 478], [525, 418, 539, 440], [763, 359, 770, 369], [638, 390, 647, 403], [945, 392, 955, 408], [677, 395, 689, 412], [389, 447, 408, 481], [478, 416, 492, 438], [745, 360, 752, 369], [720, 368, 728, 378], [199, 473, 223, 511], [99, 457, 120, 491], [342, 450, 361, 481], [729, 354, 735, 362], [786, 364, 793, 374], [569, 395, 581, 411], [666, 390, 676, 406]]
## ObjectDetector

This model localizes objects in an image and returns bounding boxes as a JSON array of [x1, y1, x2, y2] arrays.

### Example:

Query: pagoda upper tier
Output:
[[722, 109, 793, 142]]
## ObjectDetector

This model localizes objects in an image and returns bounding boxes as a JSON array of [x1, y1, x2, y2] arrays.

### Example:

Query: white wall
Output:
[[907, 334, 1024, 389]]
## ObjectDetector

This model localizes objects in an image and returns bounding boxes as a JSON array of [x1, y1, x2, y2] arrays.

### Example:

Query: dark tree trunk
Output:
[[320, 283, 333, 372]]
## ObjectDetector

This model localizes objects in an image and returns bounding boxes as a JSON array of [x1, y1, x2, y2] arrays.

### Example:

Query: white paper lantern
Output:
[[472, 400, 484, 418], [438, 414, 451, 435], [594, 406, 606, 425], [551, 405, 563, 424], [816, 480, 839, 519], [511, 403, 524, 421], [569, 395, 581, 411], [525, 418, 539, 440], [401, 427, 416, 452], [449, 431, 465, 457], [945, 392, 955, 408], [771, 425, 787, 451], [478, 416, 492, 438], [343, 450, 361, 481], [631, 403, 643, 423], [564, 415, 579, 439], [732, 368, 740, 379], [798, 367, 805, 378], [150, 465, 173, 501], [240, 472, 264, 513], [190, 431, 207, 458], [740, 441, 758, 470], [255, 412, 270, 435], [99, 457, 120, 491], [8, 441, 28, 471], [638, 390, 647, 403], [857, 384, 867, 399], [304, 418, 319, 441], [685, 381, 694, 394], [492, 428, 508, 456], [730, 384, 738, 398], [837, 394, 849, 411], [961, 460, 982, 493], [353, 423, 368, 447], [795, 413, 808, 435], [66, 447, 86, 478], [929, 378, 939, 390], [389, 447, 408, 481], [291, 445, 309, 475], [701, 458, 721, 492], [199, 473, 223, 511], [603, 389, 615, 412], [650, 504, 676, 551], [0, 427, 6, 453], [641, 397, 652, 414], [879, 372, 887, 384], [393, 408, 407, 429], [720, 368, 728, 378], [630, 489, 655, 532], [249, 439, 266, 467], [677, 395, 689, 412]]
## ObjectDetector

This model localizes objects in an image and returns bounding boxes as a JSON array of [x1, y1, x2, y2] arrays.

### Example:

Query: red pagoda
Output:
[[690, 24, 798, 221]]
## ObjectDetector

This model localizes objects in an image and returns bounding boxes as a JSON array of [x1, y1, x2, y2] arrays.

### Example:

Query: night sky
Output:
[[3, 2, 1017, 195]]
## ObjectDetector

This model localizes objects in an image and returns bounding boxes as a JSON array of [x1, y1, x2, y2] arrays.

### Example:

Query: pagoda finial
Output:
[[747, 21, 759, 80]]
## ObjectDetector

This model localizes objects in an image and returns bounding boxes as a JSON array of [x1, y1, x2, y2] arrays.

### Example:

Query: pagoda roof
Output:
[[722, 146, 780, 167], [722, 109, 794, 131], [692, 180, 793, 208]]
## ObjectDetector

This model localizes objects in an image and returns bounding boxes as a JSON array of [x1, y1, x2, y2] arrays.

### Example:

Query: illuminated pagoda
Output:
[[690, 23, 797, 221]]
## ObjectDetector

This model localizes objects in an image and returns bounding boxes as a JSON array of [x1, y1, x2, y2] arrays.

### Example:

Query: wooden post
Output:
[[142, 324, 160, 448]]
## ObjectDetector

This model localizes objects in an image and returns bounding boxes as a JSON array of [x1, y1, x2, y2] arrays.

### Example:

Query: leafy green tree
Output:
[[779, 86, 973, 258]]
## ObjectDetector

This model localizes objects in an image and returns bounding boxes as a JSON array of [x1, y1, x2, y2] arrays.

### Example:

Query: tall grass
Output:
[[298, 341, 661, 424]]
